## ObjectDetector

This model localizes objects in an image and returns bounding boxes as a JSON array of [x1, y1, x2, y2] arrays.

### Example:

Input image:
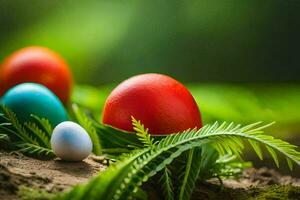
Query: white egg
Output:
[[51, 121, 92, 161]]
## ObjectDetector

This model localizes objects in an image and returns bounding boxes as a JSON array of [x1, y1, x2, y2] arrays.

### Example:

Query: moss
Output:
[[192, 182, 300, 200], [243, 185, 300, 200], [17, 186, 57, 200]]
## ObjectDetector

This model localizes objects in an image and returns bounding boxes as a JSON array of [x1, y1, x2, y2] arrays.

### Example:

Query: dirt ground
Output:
[[0, 151, 107, 200], [0, 151, 299, 200]]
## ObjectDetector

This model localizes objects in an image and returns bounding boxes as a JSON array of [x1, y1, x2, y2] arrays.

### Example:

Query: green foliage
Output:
[[92, 120, 143, 155], [0, 133, 10, 142], [58, 121, 300, 200], [18, 186, 56, 200], [132, 116, 155, 148], [213, 154, 252, 179], [24, 122, 51, 148], [159, 167, 174, 200], [72, 104, 102, 155], [189, 84, 300, 136], [17, 143, 54, 158], [178, 148, 202, 200], [70, 104, 143, 156], [0, 105, 55, 159], [31, 115, 53, 137]]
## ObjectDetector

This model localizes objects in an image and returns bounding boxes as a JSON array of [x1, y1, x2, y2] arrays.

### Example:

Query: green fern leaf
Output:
[[93, 122, 143, 155], [57, 149, 146, 200], [197, 145, 219, 179], [31, 115, 53, 137], [0, 106, 54, 159], [0, 133, 10, 142], [159, 167, 174, 200], [0, 122, 12, 143], [72, 104, 102, 155], [266, 146, 279, 167], [286, 158, 293, 171], [248, 140, 263, 160], [214, 154, 251, 179], [17, 143, 55, 159], [24, 122, 51, 148], [58, 121, 300, 200], [178, 148, 202, 200], [0, 105, 38, 145], [132, 116, 155, 148]]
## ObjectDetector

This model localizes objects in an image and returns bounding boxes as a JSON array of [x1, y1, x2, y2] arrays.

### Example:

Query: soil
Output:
[[191, 168, 300, 200], [0, 151, 107, 200], [0, 151, 299, 200]]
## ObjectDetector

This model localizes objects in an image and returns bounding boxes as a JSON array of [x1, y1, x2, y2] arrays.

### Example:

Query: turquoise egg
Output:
[[1, 83, 68, 126]]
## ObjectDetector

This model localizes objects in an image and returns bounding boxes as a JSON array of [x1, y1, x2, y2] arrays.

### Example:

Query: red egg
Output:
[[102, 73, 202, 135], [0, 46, 73, 104]]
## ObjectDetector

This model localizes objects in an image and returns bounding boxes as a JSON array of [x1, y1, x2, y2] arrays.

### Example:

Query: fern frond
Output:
[[0, 122, 12, 143], [58, 148, 147, 200], [159, 167, 174, 200], [59, 121, 300, 200], [24, 122, 51, 148], [131, 116, 155, 148], [0, 105, 38, 144], [0, 105, 53, 159], [213, 154, 252, 179], [113, 122, 299, 199], [31, 115, 53, 137], [178, 148, 202, 200], [72, 104, 102, 155], [194, 145, 218, 178], [17, 143, 55, 159], [93, 121, 143, 154], [248, 140, 263, 160], [0, 133, 10, 142]]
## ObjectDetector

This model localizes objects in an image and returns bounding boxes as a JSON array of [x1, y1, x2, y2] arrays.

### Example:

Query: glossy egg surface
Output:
[[102, 73, 202, 135], [51, 121, 92, 161], [1, 83, 68, 126], [0, 46, 73, 104]]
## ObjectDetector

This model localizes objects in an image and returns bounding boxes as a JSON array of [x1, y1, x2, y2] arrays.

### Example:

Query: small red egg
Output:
[[102, 73, 202, 135], [0, 46, 73, 104]]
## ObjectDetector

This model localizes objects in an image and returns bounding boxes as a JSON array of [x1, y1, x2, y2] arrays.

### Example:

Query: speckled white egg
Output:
[[51, 121, 92, 161]]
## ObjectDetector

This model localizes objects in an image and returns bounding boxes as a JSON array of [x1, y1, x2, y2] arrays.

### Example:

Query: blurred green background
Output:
[[0, 0, 300, 175], [1, 0, 300, 84]]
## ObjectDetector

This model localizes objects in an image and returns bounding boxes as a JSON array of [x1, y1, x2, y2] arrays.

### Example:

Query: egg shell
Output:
[[0, 46, 73, 104], [102, 73, 202, 135], [51, 121, 92, 161], [1, 83, 68, 126]]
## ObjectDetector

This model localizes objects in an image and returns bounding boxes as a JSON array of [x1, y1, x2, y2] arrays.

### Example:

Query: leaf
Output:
[[58, 121, 300, 200], [0, 105, 38, 144], [197, 145, 219, 179], [132, 116, 155, 148], [178, 148, 202, 200], [248, 140, 263, 160], [31, 115, 53, 137], [58, 148, 147, 200], [24, 122, 51, 148], [93, 122, 143, 155], [266, 146, 279, 168], [286, 158, 293, 171], [214, 154, 251, 179], [17, 143, 55, 159], [72, 106, 146, 157], [159, 167, 174, 200], [0, 105, 54, 159], [0, 133, 10, 142], [72, 104, 102, 155]]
